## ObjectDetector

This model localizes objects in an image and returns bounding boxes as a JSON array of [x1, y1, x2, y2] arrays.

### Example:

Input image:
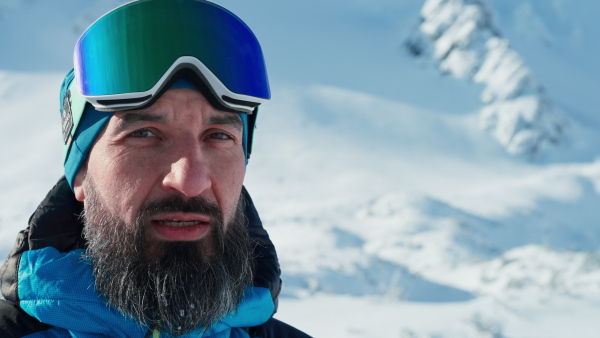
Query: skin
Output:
[[73, 88, 246, 242]]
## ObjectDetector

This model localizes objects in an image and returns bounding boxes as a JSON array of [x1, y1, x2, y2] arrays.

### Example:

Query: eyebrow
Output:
[[115, 111, 243, 131], [117, 111, 166, 130], [207, 114, 243, 131]]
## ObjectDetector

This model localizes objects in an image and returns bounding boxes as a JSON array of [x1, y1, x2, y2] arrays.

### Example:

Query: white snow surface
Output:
[[1, 1, 600, 337]]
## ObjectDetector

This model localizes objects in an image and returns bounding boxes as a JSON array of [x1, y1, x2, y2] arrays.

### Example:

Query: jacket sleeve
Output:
[[0, 176, 85, 305], [0, 299, 52, 337]]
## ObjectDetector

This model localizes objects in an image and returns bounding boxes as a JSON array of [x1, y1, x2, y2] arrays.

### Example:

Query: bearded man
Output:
[[0, 1, 309, 337]]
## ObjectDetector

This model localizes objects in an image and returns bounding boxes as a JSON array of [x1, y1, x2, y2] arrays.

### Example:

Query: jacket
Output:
[[0, 177, 310, 337]]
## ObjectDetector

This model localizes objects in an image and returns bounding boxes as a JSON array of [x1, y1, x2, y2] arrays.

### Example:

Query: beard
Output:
[[81, 177, 253, 336]]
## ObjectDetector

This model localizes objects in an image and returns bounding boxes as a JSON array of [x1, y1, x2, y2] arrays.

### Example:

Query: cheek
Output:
[[212, 154, 246, 224], [86, 150, 160, 220]]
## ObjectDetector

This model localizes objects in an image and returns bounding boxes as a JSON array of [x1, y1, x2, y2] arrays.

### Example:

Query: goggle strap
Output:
[[247, 107, 259, 159]]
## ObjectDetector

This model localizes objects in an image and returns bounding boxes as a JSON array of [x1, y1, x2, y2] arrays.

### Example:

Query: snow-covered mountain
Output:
[[406, 0, 568, 159], [1, 0, 599, 337]]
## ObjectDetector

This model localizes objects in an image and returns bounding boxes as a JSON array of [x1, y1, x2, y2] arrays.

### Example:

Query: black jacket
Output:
[[0, 177, 310, 337]]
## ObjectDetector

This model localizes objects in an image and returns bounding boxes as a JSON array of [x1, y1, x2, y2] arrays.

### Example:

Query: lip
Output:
[[150, 212, 211, 241]]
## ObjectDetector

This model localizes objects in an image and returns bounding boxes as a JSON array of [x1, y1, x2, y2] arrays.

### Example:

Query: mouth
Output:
[[150, 214, 211, 241], [156, 219, 207, 227]]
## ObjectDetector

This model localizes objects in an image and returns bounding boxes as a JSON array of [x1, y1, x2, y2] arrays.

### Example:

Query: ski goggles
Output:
[[73, 0, 270, 114]]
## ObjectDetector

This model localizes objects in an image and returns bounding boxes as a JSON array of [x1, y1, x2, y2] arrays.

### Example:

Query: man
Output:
[[0, 0, 310, 337]]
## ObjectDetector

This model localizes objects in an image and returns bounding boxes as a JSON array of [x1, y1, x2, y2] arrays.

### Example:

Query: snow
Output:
[[1, 0, 600, 337], [408, 0, 569, 159], [277, 294, 600, 338]]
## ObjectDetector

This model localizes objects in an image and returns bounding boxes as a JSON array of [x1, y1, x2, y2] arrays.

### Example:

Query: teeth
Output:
[[157, 220, 203, 227]]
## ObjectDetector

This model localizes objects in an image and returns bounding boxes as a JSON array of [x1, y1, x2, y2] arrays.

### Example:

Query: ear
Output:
[[73, 166, 86, 202]]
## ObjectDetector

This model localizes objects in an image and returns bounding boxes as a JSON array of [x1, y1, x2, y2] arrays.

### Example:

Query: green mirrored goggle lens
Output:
[[74, 0, 270, 101]]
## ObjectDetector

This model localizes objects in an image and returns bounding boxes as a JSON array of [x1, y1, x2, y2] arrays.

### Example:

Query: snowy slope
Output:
[[1, 1, 600, 337], [250, 84, 600, 336], [0, 71, 64, 250], [247, 83, 600, 297]]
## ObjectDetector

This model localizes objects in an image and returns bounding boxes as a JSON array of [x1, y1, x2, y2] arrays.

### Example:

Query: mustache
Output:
[[136, 194, 223, 222]]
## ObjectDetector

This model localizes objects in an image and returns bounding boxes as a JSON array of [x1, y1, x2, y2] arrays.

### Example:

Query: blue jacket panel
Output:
[[18, 247, 273, 337]]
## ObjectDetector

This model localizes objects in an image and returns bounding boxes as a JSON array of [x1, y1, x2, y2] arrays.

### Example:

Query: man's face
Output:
[[74, 88, 246, 240], [73, 88, 252, 334]]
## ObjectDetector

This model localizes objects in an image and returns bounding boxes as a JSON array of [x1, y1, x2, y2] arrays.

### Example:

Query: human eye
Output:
[[128, 128, 156, 138], [207, 131, 234, 141]]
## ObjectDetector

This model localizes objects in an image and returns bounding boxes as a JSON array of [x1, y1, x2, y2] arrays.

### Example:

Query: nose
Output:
[[161, 145, 211, 197]]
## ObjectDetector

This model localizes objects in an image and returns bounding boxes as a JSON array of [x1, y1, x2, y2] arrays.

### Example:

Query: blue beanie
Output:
[[59, 70, 251, 189]]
